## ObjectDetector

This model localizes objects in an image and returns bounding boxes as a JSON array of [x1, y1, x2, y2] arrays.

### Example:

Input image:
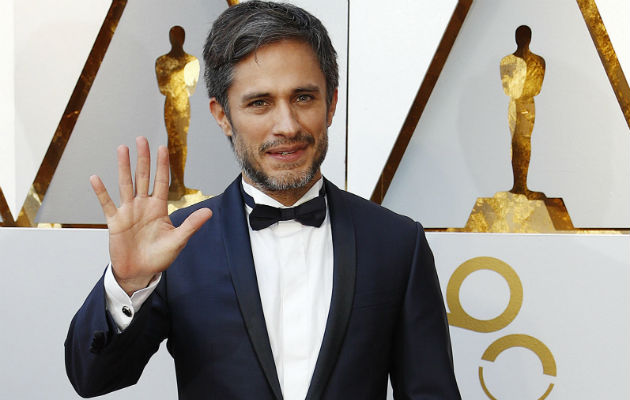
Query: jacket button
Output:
[[122, 306, 133, 317]]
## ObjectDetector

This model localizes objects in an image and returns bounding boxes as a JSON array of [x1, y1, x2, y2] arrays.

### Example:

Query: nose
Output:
[[271, 101, 300, 137]]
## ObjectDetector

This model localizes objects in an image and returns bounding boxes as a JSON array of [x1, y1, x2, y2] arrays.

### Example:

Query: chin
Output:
[[246, 166, 316, 192], [265, 170, 315, 191]]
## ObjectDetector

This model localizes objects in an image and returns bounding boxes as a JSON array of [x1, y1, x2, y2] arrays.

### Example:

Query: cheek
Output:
[[233, 118, 271, 145], [300, 110, 328, 134], [233, 131, 266, 163]]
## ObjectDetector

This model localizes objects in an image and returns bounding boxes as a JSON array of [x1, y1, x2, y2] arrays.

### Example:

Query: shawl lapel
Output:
[[219, 177, 283, 400], [305, 179, 357, 400]]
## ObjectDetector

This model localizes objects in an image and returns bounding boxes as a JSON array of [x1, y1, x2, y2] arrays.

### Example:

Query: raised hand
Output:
[[90, 137, 212, 295]]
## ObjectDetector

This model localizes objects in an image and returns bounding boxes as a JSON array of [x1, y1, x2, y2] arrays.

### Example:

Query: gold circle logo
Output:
[[446, 256, 557, 399], [446, 256, 523, 333]]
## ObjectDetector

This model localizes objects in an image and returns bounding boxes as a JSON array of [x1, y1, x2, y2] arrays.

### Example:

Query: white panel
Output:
[[37, 0, 231, 224], [427, 232, 629, 399], [0, 228, 176, 399], [347, 0, 458, 198], [1, 229, 626, 398], [12, 0, 111, 218], [0, 0, 15, 216], [383, 0, 630, 228], [38, 0, 348, 223]]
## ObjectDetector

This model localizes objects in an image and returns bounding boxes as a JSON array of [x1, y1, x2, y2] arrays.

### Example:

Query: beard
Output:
[[231, 129, 328, 192]]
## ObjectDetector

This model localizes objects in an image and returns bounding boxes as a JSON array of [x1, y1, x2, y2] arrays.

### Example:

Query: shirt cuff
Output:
[[104, 263, 161, 331]]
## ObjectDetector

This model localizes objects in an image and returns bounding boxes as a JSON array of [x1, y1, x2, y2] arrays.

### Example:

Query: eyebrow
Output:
[[241, 92, 271, 103], [294, 85, 321, 93], [240, 85, 322, 103]]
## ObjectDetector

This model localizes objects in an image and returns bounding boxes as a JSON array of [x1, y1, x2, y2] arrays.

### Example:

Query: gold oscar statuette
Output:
[[461, 25, 574, 233], [156, 25, 210, 212]]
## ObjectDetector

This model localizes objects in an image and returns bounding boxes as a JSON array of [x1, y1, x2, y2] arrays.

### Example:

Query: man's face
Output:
[[210, 39, 337, 192]]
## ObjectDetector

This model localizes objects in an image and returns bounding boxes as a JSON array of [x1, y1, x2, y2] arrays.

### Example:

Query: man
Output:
[[65, 2, 461, 399]]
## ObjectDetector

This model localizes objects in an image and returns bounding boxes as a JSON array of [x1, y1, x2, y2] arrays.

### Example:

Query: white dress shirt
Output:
[[104, 177, 334, 400]]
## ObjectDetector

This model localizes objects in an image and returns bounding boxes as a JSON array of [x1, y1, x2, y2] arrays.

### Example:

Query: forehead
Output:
[[227, 39, 326, 99]]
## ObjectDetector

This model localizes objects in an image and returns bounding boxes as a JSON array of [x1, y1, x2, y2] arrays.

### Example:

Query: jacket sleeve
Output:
[[64, 271, 169, 398], [390, 223, 461, 399]]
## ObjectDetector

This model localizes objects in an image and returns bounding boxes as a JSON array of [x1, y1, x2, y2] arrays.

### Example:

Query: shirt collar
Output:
[[241, 177, 324, 209]]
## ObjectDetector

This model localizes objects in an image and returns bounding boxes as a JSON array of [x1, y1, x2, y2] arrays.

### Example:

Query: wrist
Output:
[[112, 270, 157, 297]]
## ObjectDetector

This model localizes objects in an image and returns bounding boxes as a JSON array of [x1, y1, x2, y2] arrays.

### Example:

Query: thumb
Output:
[[174, 208, 213, 245]]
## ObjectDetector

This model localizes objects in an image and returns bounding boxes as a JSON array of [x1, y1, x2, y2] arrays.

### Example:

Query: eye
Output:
[[248, 99, 267, 107], [296, 94, 314, 103]]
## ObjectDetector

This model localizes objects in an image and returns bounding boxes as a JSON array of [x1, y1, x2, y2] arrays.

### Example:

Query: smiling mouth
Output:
[[260, 134, 315, 153], [266, 144, 307, 155], [268, 149, 303, 156], [265, 145, 308, 163]]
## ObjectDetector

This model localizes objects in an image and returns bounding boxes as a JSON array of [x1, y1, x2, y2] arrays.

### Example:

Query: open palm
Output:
[[91, 137, 212, 295]]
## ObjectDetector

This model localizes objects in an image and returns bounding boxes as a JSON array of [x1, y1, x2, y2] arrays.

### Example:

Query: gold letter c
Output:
[[479, 334, 556, 400]]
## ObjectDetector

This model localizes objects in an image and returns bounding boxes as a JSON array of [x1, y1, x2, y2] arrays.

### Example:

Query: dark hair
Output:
[[202, 1, 338, 115]]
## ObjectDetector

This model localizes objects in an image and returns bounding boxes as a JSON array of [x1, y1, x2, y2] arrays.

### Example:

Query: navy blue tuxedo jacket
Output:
[[65, 177, 460, 399]]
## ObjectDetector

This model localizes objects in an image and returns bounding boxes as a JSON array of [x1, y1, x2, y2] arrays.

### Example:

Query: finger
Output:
[[152, 145, 170, 201], [135, 136, 151, 197], [173, 208, 213, 245], [117, 145, 133, 204], [90, 175, 117, 218]]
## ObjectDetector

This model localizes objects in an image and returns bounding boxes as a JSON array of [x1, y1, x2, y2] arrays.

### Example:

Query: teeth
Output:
[[281, 151, 293, 155]]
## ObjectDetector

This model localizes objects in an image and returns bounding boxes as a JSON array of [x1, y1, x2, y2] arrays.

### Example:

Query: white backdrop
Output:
[[2, 0, 627, 226], [0, 0, 348, 224], [34, 0, 347, 224], [1, 0, 112, 218], [346, 0, 458, 197], [382, 0, 630, 228]]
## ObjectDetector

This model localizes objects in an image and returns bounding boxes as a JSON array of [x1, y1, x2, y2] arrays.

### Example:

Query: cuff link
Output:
[[122, 305, 133, 317]]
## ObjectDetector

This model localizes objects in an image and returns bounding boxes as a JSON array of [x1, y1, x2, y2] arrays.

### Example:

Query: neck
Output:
[[514, 45, 529, 58], [243, 172, 322, 206], [169, 46, 185, 58]]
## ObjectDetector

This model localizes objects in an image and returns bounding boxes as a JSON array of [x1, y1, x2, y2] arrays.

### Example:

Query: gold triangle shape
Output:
[[0, 0, 128, 227], [370, 0, 629, 233], [0, 0, 239, 227], [370, 0, 473, 203], [577, 0, 630, 128]]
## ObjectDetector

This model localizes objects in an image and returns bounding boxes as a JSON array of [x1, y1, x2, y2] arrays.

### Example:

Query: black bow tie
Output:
[[241, 184, 327, 231]]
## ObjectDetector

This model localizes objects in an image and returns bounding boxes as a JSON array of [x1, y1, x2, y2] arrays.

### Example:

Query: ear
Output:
[[209, 98, 233, 138], [326, 89, 338, 127]]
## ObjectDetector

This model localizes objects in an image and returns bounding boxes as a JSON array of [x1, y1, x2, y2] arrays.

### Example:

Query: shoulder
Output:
[[327, 181, 429, 280]]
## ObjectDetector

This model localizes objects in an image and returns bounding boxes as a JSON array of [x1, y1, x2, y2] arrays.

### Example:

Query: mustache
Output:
[[259, 132, 315, 153]]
